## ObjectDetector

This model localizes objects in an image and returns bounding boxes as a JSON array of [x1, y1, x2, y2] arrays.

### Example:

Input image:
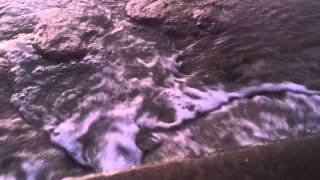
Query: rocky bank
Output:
[[1, 0, 320, 179]]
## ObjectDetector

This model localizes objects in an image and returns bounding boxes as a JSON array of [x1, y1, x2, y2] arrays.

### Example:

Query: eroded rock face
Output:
[[126, 0, 217, 48], [1, 0, 320, 179], [126, 0, 184, 23], [33, 1, 112, 62], [0, 0, 37, 41]]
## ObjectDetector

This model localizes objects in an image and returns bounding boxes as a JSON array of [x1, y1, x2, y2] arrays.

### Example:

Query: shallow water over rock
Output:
[[1, 0, 320, 179]]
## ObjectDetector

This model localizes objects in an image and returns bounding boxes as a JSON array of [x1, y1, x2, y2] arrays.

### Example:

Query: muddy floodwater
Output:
[[1, 0, 320, 179]]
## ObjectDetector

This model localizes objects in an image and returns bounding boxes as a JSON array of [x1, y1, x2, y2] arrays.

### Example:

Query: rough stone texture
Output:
[[176, 0, 320, 89], [142, 93, 320, 163], [0, 115, 92, 180], [124, 0, 320, 165], [126, 0, 195, 24], [0, 72, 92, 180], [68, 134, 320, 180], [126, 0, 320, 88], [32, 1, 111, 62], [126, 0, 217, 48], [0, 0, 37, 41], [1, 0, 320, 178]]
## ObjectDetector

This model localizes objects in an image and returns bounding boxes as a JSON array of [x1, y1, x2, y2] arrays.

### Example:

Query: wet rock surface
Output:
[[176, 0, 320, 88], [32, 1, 111, 62], [126, 0, 218, 48], [144, 93, 320, 163], [0, 0, 36, 41], [68, 134, 320, 180], [0, 74, 91, 179], [1, 0, 320, 179]]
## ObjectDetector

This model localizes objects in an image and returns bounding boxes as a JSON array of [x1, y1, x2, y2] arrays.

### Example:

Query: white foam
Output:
[[50, 110, 101, 165], [0, 174, 16, 180], [151, 89, 320, 160], [138, 82, 320, 130], [97, 122, 141, 172], [258, 112, 289, 139], [232, 119, 265, 146], [107, 95, 143, 119], [21, 160, 43, 180], [92, 97, 143, 171], [50, 95, 144, 171]]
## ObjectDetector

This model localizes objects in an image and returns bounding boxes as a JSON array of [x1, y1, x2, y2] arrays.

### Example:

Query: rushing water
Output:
[[1, 0, 320, 178]]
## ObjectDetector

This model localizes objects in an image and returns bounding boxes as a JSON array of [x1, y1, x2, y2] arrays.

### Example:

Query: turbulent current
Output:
[[1, 0, 320, 179]]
